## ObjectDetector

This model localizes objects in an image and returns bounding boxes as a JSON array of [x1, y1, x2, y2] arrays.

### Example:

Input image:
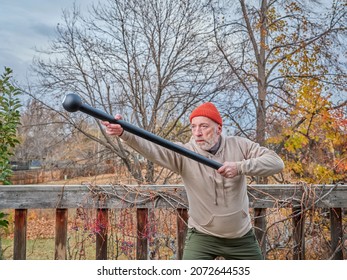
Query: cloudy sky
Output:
[[0, 0, 96, 84]]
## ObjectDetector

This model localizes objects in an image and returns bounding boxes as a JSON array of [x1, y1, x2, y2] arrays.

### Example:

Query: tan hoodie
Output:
[[120, 131, 284, 238]]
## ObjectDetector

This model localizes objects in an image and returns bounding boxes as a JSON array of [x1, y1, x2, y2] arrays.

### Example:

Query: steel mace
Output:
[[62, 93, 222, 170]]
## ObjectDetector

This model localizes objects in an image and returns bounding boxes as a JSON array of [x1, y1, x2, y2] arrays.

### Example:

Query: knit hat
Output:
[[189, 102, 223, 126]]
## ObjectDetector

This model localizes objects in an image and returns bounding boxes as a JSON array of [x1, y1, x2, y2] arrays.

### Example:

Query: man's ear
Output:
[[217, 125, 222, 135]]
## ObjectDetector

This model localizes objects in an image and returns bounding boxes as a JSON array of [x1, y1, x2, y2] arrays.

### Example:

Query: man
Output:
[[102, 102, 284, 260]]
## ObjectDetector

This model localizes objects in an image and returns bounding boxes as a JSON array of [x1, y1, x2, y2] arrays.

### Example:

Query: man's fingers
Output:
[[217, 166, 226, 174], [217, 162, 238, 178], [115, 114, 122, 120]]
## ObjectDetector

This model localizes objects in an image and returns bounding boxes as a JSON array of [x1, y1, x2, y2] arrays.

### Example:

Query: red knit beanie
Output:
[[189, 102, 223, 126]]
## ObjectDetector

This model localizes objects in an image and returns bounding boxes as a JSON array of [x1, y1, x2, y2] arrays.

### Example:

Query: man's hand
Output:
[[101, 114, 124, 136], [217, 161, 238, 178]]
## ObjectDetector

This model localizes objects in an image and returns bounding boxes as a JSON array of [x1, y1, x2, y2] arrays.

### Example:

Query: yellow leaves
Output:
[[266, 134, 282, 145], [255, 6, 287, 34], [285, 2, 302, 13], [254, 3, 347, 184], [274, 34, 286, 45], [283, 132, 308, 152], [286, 160, 304, 176], [312, 164, 335, 184], [259, 3, 346, 183], [295, 82, 327, 114]]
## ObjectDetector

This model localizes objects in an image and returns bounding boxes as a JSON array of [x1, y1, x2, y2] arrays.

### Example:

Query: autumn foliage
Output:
[[269, 81, 346, 183]]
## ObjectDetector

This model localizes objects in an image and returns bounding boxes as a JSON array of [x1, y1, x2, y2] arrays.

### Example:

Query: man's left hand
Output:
[[217, 162, 238, 178]]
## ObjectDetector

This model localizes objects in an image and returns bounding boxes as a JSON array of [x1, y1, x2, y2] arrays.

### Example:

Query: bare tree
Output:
[[209, 0, 346, 144], [13, 99, 102, 171], [31, 0, 228, 183]]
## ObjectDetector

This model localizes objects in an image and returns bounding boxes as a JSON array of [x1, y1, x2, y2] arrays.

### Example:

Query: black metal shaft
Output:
[[62, 93, 222, 170]]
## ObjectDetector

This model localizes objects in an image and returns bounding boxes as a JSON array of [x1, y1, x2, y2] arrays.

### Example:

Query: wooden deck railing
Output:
[[0, 184, 346, 260]]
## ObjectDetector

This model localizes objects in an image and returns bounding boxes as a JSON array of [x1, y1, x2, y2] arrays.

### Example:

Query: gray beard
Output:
[[207, 136, 221, 155]]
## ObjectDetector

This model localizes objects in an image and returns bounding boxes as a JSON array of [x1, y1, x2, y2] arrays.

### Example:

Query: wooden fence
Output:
[[0, 184, 346, 260]]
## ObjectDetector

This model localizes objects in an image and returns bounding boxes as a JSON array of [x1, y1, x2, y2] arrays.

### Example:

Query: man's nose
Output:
[[193, 129, 203, 136]]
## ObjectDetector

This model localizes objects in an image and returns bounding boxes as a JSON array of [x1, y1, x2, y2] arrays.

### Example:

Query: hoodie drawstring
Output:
[[211, 171, 228, 207]]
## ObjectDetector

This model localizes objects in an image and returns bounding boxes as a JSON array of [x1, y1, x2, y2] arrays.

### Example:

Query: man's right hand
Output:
[[101, 114, 124, 137]]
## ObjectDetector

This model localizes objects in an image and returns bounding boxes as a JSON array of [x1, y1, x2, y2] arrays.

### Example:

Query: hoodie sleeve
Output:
[[235, 137, 284, 177], [120, 131, 183, 174]]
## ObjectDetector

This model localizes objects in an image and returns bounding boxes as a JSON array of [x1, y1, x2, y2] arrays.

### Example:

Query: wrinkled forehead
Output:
[[191, 116, 218, 126]]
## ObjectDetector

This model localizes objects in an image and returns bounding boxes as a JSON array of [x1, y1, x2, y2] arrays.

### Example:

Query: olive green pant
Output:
[[182, 228, 263, 260]]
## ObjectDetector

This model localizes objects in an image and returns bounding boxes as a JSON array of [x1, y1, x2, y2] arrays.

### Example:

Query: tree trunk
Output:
[[145, 160, 155, 183], [256, 0, 267, 146]]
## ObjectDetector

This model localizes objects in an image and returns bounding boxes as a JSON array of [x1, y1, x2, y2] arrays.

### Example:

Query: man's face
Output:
[[191, 116, 222, 151]]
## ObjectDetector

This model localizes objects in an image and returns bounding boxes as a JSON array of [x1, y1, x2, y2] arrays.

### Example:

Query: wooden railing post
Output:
[[254, 208, 267, 258], [176, 208, 188, 260], [55, 208, 68, 260], [96, 208, 108, 260], [136, 208, 148, 260], [253, 177, 268, 258], [14, 209, 27, 260], [330, 208, 343, 260], [292, 206, 305, 260]]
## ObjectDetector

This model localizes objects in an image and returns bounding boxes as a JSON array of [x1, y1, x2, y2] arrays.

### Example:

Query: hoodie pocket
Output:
[[197, 209, 250, 236]]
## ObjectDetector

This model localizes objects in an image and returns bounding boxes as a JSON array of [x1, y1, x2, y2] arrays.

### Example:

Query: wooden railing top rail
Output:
[[1, 184, 346, 209]]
